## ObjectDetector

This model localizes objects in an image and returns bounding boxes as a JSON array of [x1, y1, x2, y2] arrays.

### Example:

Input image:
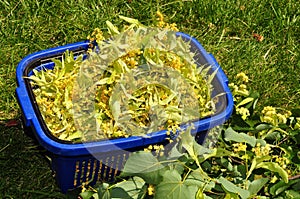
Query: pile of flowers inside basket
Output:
[[28, 13, 218, 143]]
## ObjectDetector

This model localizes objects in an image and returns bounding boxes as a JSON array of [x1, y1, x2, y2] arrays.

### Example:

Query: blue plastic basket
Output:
[[16, 32, 234, 193]]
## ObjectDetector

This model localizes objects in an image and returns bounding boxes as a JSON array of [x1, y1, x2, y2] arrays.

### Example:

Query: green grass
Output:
[[0, 0, 299, 198]]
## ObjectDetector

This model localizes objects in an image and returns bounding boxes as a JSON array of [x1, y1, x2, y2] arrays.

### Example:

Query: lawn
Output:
[[0, 0, 299, 198]]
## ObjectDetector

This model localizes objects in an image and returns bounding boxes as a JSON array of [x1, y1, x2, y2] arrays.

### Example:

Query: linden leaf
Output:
[[236, 97, 254, 108], [247, 156, 271, 179], [112, 176, 145, 199], [106, 20, 120, 35], [97, 183, 111, 199], [155, 170, 198, 199], [110, 98, 121, 121], [122, 151, 166, 184], [247, 178, 269, 196], [67, 131, 83, 140], [269, 179, 300, 196], [80, 190, 96, 199], [217, 177, 250, 199], [256, 162, 289, 183], [119, 15, 141, 26], [201, 148, 233, 162], [224, 127, 256, 147]]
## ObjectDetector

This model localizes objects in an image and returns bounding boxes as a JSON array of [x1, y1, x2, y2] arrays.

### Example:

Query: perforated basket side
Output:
[[50, 150, 131, 193]]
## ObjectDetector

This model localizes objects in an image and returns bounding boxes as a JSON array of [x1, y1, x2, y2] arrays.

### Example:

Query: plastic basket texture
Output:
[[16, 32, 234, 193]]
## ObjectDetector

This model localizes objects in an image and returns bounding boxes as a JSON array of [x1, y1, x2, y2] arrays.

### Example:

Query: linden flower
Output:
[[270, 175, 278, 183], [274, 155, 290, 169], [284, 110, 292, 118], [261, 106, 288, 125], [261, 116, 274, 125], [236, 72, 249, 83], [252, 143, 271, 157], [277, 113, 287, 124], [229, 82, 249, 97], [229, 83, 239, 97], [237, 84, 249, 96], [295, 118, 300, 130], [236, 107, 250, 120], [156, 10, 179, 31], [262, 106, 276, 117], [148, 184, 155, 196], [156, 11, 164, 21], [88, 28, 105, 45], [232, 143, 247, 152], [169, 23, 179, 31]]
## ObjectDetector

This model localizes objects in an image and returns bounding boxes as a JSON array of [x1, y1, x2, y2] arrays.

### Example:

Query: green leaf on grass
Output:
[[247, 178, 269, 196], [247, 156, 271, 179], [106, 20, 120, 35], [155, 170, 198, 199], [224, 192, 240, 199], [122, 151, 165, 184], [224, 127, 256, 147], [255, 124, 273, 131], [285, 190, 300, 198], [181, 126, 212, 158], [202, 147, 233, 161], [195, 188, 204, 199], [270, 179, 300, 196], [119, 15, 141, 26], [236, 97, 254, 107], [180, 126, 195, 155], [256, 162, 289, 183], [80, 190, 96, 199], [186, 169, 215, 191], [112, 177, 145, 199], [97, 183, 111, 199], [217, 177, 250, 199]]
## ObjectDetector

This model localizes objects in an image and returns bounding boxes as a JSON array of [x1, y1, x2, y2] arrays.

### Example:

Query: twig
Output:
[[277, 136, 289, 146], [289, 174, 300, 181], [229, 156, 244, 165]]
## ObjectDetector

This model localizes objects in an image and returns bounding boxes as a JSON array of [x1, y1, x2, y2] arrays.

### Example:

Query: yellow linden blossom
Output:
[[261, 106, 289, 126], [252, 143, 271, 157], [229, 82, 249, 99], [285, 110, 292, 118], [262, 106, 276, 116], [295, 118, 300, 130], [236, 107, 250, 120], [270, 175, 278, 183], [165, 23, 179, 31], [273, 155, 290, 169], [232, 143, 247, 152], [87, 28, 105, 45], [277, 113, 287, 124], [236, 72, 249, 83], [148, 184, 155, 196], [229, 83, 238, 92], [237, 84, 249, 96], [156, 10, 179, 31], [156, 11, 164, 22], [144, 144, 165, 156]]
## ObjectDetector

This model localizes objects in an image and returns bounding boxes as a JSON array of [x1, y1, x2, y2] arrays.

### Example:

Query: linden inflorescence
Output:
[[28, 13, 216, 142], [229, 72, 251, 120], [260, 106, 292, 126], [229, 72, 249, 99]]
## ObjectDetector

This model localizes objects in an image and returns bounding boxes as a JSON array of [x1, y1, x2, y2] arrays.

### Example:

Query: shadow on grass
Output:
[[0, 122, 80, 199]]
